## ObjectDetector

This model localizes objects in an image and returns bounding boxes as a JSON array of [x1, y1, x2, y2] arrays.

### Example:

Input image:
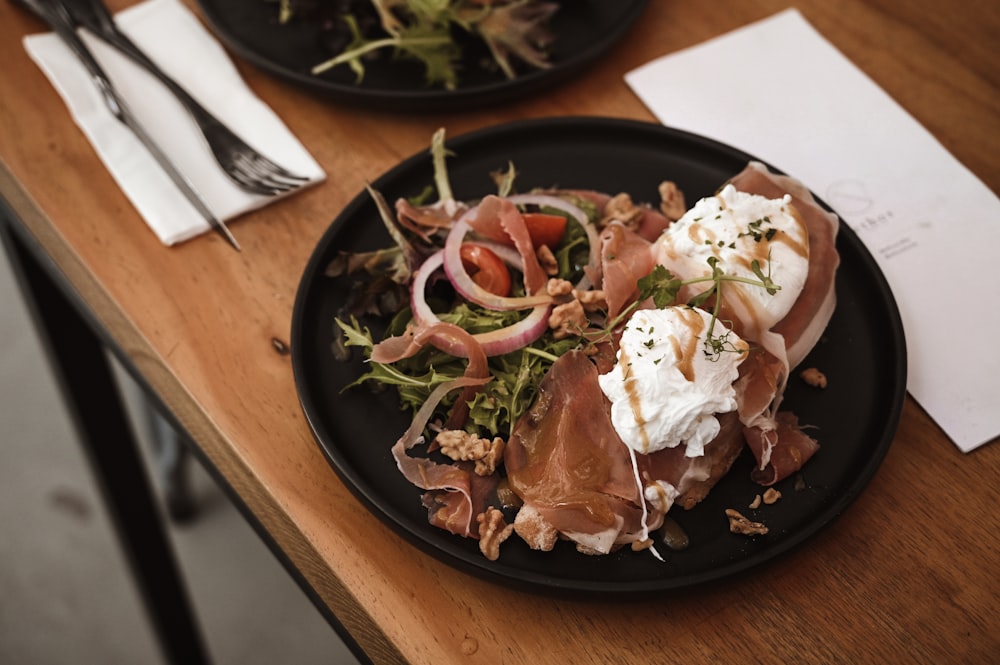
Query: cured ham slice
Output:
[[506, 359, 751, 554], [505, 350, 646, 554], [421, 465, 501, 537], [560, 189, 674, 241], [507, 350, 755, 555], [743, 412, 820, 486], [391, 376, 493, 538], [638, 411, 746, 511], [726, 162, 840, 369], [371, 321, 488, 429], [467, 195, 549, 295], [722, 164, 839, 480], [599, 222, 656, 320]]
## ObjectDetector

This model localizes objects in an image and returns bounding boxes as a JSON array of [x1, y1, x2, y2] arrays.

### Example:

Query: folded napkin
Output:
[[23, 0, 325, 246], [626, 9, 1000, 452]]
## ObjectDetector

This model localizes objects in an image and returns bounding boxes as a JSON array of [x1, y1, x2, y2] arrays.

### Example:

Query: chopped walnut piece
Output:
[[514, 504, 559, 551], [477, 508, 514, 561], [600, 192, 645, 230], [748, 494, 762, 509], [726, 509, 769, 536], [548, 299, 587, 339], [546, 277, 574, 297], [435, 430, 505, 476], [800, 367, 828, 388], [537, 244, 559, 276], [762, 488, 782, 505], [658, 181, 687, 220], [573, 288, 607, 313]]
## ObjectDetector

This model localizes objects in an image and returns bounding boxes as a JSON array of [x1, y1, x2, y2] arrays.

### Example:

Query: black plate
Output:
[[291, 117, 907, 596], [195, 0, 648, 111]]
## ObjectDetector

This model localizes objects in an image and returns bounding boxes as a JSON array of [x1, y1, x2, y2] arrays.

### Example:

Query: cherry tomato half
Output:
[[460, 244, 512, 296], [523, 212, 568, 249]]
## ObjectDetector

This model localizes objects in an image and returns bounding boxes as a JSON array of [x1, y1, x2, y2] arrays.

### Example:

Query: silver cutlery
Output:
[[62, 0, 311, 197], [20, 0, 241, 250]]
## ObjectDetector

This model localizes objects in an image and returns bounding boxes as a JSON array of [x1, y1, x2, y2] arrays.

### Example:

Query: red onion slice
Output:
[[443, 217, 553, 311], [411, 250, 551, 357]]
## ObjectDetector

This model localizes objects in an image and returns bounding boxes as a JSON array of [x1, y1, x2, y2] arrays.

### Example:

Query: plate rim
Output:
[[290, 116, 907, 596]]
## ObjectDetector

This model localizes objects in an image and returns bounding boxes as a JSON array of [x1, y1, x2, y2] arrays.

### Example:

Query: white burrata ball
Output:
[[652, 184, 809, 334], [598, 307, 748, 457]]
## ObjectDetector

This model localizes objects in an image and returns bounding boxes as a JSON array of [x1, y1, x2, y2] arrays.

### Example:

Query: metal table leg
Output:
[[0, 211, 211, 665]]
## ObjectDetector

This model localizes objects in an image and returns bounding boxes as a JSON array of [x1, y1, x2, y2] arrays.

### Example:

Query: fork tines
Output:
[[230, 153, 311, 196]]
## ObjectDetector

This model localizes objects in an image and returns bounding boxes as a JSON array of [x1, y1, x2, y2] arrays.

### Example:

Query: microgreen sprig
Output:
[[606, 255, 780, 359]]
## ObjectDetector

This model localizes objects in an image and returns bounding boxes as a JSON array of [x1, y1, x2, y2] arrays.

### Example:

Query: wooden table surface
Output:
[[2, 1, 997, 663]]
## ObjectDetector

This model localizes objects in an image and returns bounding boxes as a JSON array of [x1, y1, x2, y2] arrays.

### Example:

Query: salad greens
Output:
[[275, 0, 559, 89]]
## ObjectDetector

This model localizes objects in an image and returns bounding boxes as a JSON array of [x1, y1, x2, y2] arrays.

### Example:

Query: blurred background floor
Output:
[[0, 248, 360, 664]]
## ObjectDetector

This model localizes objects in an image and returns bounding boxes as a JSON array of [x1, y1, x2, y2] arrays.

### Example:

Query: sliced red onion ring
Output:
[[443, 218, 553, 311], [411, 251, 551, 357], [506, 193, 590, 225]]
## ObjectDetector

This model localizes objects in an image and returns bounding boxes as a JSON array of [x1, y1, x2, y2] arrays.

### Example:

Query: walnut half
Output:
[[658, 180, 687, 221], [600, 192, 645, 230], [548, 299, 587, 340], [435, 430, 505, 476], [477, 507, 514, 561]]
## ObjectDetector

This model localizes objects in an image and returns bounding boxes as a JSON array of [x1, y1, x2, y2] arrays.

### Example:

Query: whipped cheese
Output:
[[652, 184, 809, 333], [598, 307, 747, 457]]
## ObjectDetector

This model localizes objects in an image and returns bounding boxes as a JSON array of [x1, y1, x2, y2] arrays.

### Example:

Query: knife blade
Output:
[[21, 0, 240, 251]]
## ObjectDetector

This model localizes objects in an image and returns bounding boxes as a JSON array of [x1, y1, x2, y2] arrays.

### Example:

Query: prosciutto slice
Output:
[[380, 322, 495, 537], [506, 357, 752, 554], [638, 411, 746, 511], [743, 412, 820, 486], [466, 195, 548, 295], [561, 189, 673, 241], [391, 376, 493, 538], [726, 162, 840, 370], [723, 163, 839, 479], [599, 222, 656, 320], [505, 350, 646, 554], [371, 321, 488, 429]]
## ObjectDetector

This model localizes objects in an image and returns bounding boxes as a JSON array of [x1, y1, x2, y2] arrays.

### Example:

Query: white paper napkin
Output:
[[626, 9, 1000, 452], [23, 0, 325, 246]]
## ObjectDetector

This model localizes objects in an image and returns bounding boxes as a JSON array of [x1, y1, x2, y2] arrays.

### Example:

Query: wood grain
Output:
[[1, 0, 997, 663]]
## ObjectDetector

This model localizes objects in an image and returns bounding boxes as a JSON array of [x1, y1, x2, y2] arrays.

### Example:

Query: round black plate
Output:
[[195, 0, 648, 111], [290, 117, 906, 596]]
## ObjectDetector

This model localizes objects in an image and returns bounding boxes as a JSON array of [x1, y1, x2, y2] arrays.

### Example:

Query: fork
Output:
[[60, 0, 311, 197], [19, 0, 242, 249]]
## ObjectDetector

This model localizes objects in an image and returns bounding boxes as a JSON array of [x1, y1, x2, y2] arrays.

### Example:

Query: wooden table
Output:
[[2, 1, 997, 663]]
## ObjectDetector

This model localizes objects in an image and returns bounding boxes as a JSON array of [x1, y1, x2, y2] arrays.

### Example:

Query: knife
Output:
[[20, 0, 240, 251]]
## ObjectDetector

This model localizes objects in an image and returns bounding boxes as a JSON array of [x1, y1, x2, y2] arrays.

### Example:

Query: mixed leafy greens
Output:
[[274, 0, 559, 89]]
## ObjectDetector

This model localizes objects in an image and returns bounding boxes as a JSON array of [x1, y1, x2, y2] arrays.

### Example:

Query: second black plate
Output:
[[196, 0, 648, 111], [291, 117, 906, 596]]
